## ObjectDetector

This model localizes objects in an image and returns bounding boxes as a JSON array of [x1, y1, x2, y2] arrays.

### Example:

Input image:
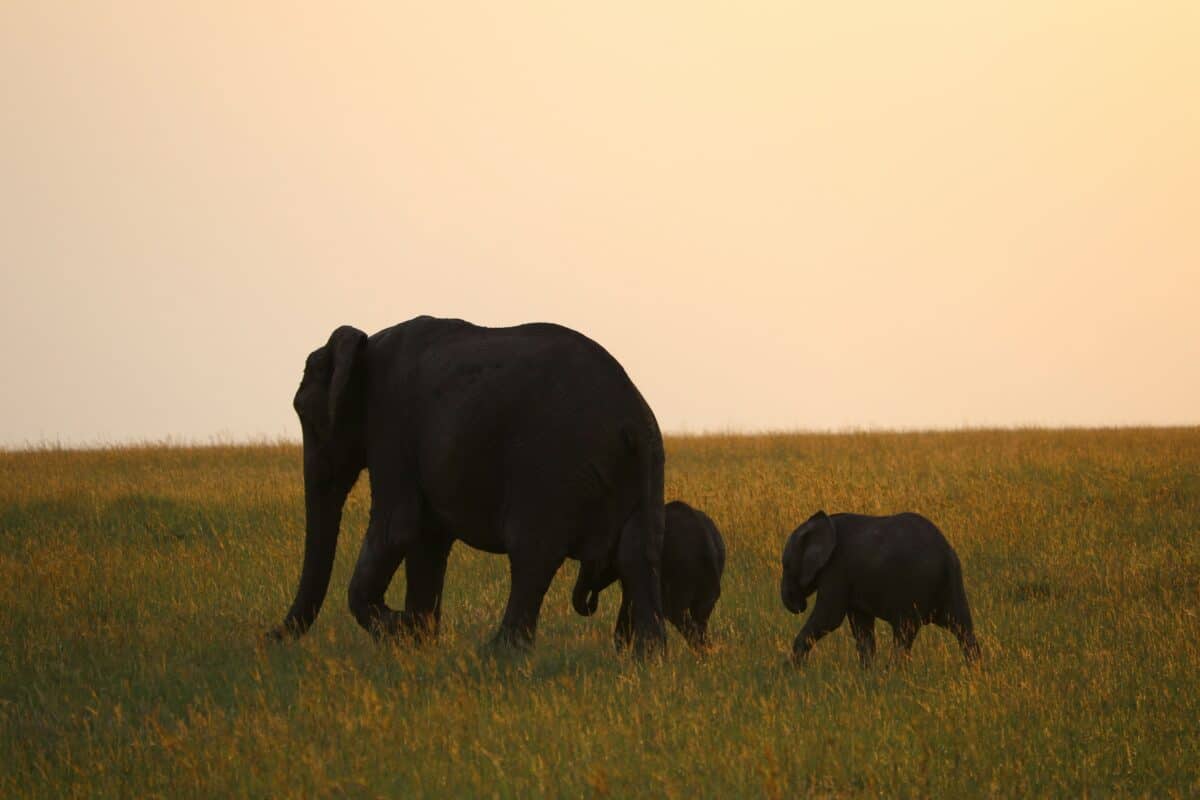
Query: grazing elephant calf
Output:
[[574, 501, 726, 649], [781, 511, 980, 666]]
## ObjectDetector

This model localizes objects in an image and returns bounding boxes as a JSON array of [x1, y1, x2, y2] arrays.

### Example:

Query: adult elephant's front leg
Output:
[[490, 547, 565, 650], [399, 531, 453, 641], [347, 498, 415, 639]]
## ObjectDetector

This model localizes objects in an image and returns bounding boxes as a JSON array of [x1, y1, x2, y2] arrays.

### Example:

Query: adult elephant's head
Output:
[[268, 325, 368, 640]]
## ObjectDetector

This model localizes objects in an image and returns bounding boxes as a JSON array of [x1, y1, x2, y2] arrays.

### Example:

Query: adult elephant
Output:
[[267, 316, 667, 654]]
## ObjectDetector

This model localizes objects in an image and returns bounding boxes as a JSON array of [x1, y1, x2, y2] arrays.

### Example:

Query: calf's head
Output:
[[780, 511, 837, 614]]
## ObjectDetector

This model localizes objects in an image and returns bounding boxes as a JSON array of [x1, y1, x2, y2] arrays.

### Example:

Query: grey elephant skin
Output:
[[267, 316, 667, 654], [781, 511, 980, 666], [573, 500, 725, 649]]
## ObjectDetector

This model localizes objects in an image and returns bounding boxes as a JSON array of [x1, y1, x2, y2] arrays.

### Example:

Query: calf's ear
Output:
[[798, 511, 837, 587]]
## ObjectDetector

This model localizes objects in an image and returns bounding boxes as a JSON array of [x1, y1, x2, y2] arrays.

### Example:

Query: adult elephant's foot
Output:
[[263, 615, 312, 643], [396, 609, 440, 644], [356, 606, 411, 642], [480, 626, 535, 657], [263, 623, 300, 643]]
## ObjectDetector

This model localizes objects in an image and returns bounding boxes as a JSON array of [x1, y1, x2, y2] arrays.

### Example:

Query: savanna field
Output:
[[1, 429, 1198, 797]]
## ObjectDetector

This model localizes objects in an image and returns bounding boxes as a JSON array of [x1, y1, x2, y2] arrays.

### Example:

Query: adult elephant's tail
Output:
[[614, 416, 667, 655]]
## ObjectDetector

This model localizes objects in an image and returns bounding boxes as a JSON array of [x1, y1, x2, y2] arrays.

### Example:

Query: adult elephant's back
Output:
[[397, 319, 663, 561]]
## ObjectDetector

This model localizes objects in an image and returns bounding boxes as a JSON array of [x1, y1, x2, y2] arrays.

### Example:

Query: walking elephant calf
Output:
[[574, 500, 726, 650], [781, 511, 980, 666]]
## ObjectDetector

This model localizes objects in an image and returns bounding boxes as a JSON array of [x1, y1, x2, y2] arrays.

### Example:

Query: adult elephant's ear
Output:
[[798, 511, 837, 587], [325, 326, 367, 429]]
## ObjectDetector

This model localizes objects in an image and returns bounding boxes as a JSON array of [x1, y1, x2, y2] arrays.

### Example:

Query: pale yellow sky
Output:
[[2, 2, 1197, 446]]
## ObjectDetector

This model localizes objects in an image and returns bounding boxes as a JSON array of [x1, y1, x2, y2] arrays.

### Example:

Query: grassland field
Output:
[[1, 428, 1198, 797]]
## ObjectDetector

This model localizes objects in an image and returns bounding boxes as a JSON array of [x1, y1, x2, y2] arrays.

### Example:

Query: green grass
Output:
[[2, 429, 1198, 797]]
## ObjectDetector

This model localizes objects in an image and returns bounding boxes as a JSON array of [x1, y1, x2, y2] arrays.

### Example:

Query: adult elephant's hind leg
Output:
[[348, 500, 413, 639], [489, 544, 566, 651]]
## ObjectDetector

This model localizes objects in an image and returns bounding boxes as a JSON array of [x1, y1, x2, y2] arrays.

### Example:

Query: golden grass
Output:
[[1, 429, 1198, 797]]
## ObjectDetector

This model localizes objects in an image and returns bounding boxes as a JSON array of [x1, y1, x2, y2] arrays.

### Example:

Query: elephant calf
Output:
[[574, 501, 726, 649], [781, 510, 980, 666]]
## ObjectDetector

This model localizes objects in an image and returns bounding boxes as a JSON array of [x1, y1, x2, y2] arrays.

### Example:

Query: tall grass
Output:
[[2, 429, 1197, 796]]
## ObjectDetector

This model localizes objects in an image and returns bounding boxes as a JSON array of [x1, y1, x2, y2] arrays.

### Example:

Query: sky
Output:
[[2, 2, 1197, 447]]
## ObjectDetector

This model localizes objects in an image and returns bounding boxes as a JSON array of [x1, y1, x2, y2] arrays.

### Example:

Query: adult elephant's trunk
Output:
[[571, 570, 594, 617], [571, 563, 599, 617], [272, 453, 360, 639], [572, 560, 617, 617]]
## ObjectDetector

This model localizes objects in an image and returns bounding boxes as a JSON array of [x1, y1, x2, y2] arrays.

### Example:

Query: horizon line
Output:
[[3, 422, 1199, 454]]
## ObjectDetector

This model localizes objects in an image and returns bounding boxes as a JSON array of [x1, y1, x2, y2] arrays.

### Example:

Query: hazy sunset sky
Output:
[[2, 2, 1197, 446]]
